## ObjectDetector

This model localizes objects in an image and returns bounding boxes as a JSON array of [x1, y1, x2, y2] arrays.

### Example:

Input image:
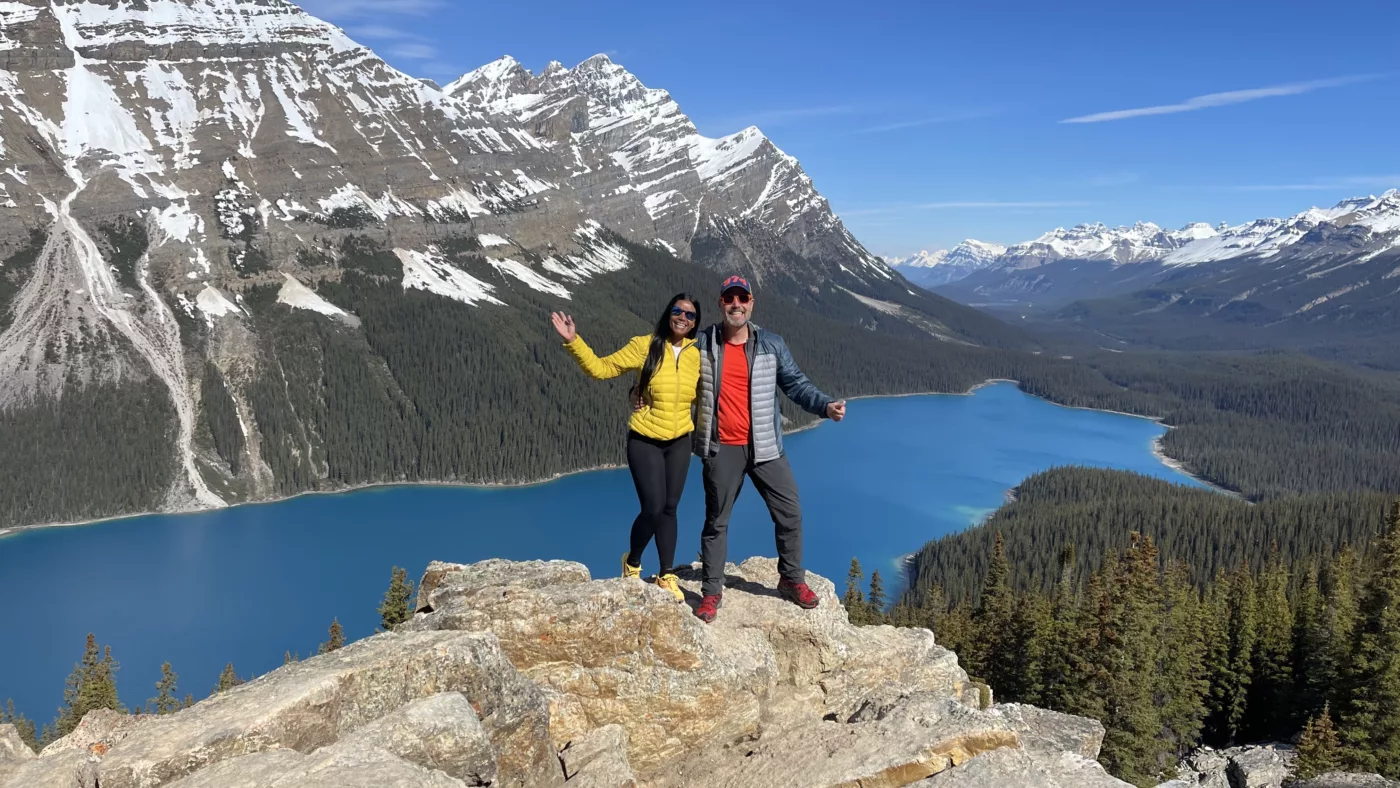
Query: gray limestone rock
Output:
[[1291, 774, 1400, 788], [331, 692, 498, 786], [160, 751, 307, 788], [1228, 745, 1293, 788], [4, 558, 1135, 788], [917, 748, 1133, 788], [3, 630, 556, 788], [655, 696, 1021, 788], [0, 725, 35, 784], [560, 724, 636, 787], [988, 703, 1106, 760]]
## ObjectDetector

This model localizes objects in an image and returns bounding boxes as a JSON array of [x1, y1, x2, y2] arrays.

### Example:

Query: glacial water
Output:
[[0, 382, 1204, 720]]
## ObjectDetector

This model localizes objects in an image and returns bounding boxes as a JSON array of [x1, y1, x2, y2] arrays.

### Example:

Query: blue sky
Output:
[[299, 0, 1400, 256]]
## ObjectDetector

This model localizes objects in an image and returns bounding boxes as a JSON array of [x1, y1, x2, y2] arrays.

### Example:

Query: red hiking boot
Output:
[[778, 578, 820, 610], [695, 594, 722, 623]]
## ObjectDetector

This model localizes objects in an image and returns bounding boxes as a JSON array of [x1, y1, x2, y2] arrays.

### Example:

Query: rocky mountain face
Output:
[[886, 240, 1007, 288], [0, 558, 1132, 788], [933, 192, 1400, 364], [0, 0, 1021, 528]]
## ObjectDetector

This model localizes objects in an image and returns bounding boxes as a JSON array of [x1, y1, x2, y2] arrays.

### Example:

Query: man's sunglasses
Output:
[[721, 291, 751, 305], [670, 306, 697, 321]]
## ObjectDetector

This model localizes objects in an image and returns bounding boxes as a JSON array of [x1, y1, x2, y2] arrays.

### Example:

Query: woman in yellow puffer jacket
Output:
[[551, 293, 701, 602]]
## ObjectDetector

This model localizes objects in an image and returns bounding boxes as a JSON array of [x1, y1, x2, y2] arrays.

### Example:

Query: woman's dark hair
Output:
[[636, 293, 700, 398]]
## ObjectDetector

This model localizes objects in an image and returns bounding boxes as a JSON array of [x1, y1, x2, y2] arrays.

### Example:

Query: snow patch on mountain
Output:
[[487, 257, 571, 299], [195, 284, 242, 326], [396, 247, 504, 306], [277, 274, 349, 318]]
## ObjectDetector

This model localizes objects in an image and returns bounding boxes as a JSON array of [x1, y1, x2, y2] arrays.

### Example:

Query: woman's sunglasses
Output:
[[670, 306, 697, 321]]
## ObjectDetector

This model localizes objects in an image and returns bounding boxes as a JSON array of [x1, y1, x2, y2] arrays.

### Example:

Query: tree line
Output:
[[907, 467, 1398, 606], [0, 568, 416, 753], [853, 500, 1400, 787]]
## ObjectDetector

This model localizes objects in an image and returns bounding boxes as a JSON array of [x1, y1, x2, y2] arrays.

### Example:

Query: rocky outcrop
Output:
[[0, 725, 35, 784], [1155, 744, 1399, 788], [2, 558, 1131, 788], [1292, 774, 1400, 788]]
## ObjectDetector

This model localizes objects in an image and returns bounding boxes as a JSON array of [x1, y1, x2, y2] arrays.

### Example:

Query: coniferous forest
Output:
[[3, 233, 1399, 528], [865, 500, 1400, 787]]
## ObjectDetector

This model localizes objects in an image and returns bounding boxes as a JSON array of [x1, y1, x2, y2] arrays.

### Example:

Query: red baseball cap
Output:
[[720, 275, 751, 295]]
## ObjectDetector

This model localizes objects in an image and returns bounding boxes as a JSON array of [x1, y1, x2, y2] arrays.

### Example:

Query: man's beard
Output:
[[724, 310, 747, 328]]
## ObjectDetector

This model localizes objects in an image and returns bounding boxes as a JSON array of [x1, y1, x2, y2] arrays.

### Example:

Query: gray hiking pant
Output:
[[700, 443, 805, 597]]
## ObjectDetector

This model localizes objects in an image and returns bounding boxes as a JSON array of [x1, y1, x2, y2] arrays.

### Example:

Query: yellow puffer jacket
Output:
[[564, 334, 700, 441]]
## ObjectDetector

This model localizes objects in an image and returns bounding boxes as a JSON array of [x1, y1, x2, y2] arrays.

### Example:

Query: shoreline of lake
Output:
[[0, 379, 1211, 540]]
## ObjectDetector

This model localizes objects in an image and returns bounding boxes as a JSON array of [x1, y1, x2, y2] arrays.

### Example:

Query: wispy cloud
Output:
[[857, 108, 999, 134], [1232, 175, 1400, 192], [298, 0, 444, 19], [1061, 74, 1384, 124], [915, 201, 1095, 209], [388, 43, 440, 60], [721, 104, 861, 130]]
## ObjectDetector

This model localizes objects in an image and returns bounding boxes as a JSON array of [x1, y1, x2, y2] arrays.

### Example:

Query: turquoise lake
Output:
[[0, 382, 1204, 720]]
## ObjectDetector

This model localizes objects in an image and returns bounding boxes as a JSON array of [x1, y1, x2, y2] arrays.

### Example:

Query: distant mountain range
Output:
[[923, 191, 1400, 365], [883, 240, 1006, 288]]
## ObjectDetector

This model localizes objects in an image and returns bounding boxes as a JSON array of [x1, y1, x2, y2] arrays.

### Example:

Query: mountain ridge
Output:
[[0, 0, 1031, 529]]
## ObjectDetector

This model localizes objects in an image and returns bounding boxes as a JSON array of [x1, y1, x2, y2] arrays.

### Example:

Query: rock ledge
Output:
[[2, 557, 1132, 788]]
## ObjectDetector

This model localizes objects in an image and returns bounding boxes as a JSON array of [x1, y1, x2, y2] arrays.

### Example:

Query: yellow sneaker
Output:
[[621, 553, 642, 580], [654, 573, 684, 602]]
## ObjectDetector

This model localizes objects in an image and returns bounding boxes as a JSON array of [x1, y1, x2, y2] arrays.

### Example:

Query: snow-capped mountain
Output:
[[995, 222, 1219, 270], [0, 0, 1002, 529], [1162, 190, 1400, 265], [937, 191, 1400, 357], [886, 240, 1006, 288], [884, 249, 949, 269]]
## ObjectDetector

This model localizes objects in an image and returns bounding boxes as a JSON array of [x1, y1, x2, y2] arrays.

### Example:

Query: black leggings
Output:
[[625, 431, 691, 575]]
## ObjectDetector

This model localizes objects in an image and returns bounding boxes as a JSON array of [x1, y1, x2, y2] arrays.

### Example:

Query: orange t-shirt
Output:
[[717, 342, 751, 446]]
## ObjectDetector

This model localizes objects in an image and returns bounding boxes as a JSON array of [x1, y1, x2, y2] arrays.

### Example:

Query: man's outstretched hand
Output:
[[550, 312, 577, 343], [827, 400, 847, 422]]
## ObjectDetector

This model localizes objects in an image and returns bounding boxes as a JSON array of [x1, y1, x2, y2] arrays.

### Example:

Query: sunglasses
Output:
[[670, 306, 697, 321], [721, 292, 751, 305]]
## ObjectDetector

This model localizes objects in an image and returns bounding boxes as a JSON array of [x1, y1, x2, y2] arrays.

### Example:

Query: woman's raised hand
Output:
[[550, 312, 577, 343]]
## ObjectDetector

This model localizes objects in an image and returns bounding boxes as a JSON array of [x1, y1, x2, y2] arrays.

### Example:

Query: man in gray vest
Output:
[[690, 275, 846, 623]]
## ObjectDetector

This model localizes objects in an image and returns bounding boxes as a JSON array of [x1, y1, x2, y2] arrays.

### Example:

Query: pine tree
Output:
[[1007, 590, 1053, 706], [868, 570, 887, 623], [1040, 545, 1083, 714], [318, 619, 346, 655], [1248, 546, 1294, 739], [1095, 533, 1166, 786], [917, 583, 946, 634], [377, 566, 414, 631], [284, 651, 298, 665], [55, 634, 124, 738], [1296, 702, 1343, 780], [1293, 562, 1330, 722], [214, 663, 244, 695], [844, 558, 867, 625], [936, 600, 976, 674], [1159, 560, 1209, 761], [1223, 565, 1257, 743], [1339, 501, 1400, 775], [1200, 567, 1234, 745], [974, 533, 1016, 693], [1321, 546, 1361, 705], [148, 663, 181, 716], [183, 694, 194, 709]]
